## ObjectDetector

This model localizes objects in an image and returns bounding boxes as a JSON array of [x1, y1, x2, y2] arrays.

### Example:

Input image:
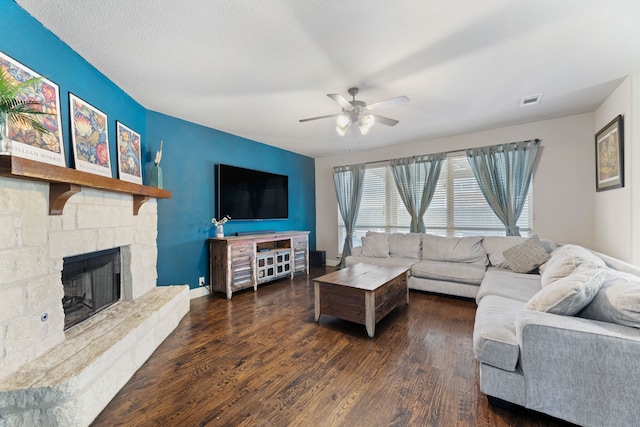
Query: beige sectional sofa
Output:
[[345, 232, 640, 427], [345, 231, 556, 298]]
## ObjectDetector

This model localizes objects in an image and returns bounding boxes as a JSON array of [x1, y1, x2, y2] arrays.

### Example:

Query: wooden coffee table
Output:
[[313, 263, 409, 337]]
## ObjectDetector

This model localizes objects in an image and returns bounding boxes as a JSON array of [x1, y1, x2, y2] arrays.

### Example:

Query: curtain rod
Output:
[[349, 139, 540, 167], [362, 148, 464, 166]]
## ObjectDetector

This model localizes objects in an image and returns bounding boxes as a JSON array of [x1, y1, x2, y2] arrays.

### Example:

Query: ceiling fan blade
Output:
[[367, 95, 410, 111], [327, 94, 354, 110], [371, 114, 399, 127], [299, 114, 338, 123]]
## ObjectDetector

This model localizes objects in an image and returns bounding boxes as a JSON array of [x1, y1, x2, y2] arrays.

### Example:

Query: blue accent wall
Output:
[[3, 1, 317, 289], [146, 112, 315, 288]]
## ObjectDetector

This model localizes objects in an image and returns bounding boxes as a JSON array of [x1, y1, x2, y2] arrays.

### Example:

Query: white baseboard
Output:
[[326, 259, 340, 267], [190, 285, 211, 299]]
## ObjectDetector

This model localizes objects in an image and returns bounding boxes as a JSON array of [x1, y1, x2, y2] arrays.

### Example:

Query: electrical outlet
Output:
[[198, 276, 205, 287]]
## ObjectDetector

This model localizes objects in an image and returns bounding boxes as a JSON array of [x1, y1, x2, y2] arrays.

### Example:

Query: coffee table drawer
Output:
[[375, 274, 408, 321]]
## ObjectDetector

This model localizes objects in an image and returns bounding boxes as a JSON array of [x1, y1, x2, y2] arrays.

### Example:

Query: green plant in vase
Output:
[[0, 69, 49, 154]]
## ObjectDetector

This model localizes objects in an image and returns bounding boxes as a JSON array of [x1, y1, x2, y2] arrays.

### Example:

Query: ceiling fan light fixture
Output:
[[336, 114, 350, 128], [358, 114, 374, 134], [335, 124, 348, 136], [361, 114, 374, 127], [300, 88, 409, 137], [336, 113, 351, 135]]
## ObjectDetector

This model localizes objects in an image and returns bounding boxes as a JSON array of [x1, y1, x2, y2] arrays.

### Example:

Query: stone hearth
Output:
[[0, 177, 189, 426]]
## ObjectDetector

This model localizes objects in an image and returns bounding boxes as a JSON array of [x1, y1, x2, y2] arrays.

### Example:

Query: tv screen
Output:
[[217, 164, 289, 220]]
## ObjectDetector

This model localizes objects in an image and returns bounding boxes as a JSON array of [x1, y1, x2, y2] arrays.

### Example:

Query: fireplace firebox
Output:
[[62, 247, 121, 330]]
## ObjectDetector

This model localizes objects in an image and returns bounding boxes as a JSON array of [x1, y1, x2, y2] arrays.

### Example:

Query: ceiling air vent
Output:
[[520, 93, 543, 107]]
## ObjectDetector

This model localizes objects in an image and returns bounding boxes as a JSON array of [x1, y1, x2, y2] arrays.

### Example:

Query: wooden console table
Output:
[[208, 231, 309, 299]]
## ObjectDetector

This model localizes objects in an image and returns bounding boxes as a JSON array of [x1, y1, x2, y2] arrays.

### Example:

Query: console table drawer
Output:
[[230, 243, 254, 258], [293, 238, 308, 250]]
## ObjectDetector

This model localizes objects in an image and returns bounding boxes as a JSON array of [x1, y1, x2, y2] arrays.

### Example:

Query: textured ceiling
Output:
[[15, 0, 640, 158]]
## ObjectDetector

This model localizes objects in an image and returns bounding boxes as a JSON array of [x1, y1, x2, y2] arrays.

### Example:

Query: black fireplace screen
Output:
[[61, 247, 121, 330]]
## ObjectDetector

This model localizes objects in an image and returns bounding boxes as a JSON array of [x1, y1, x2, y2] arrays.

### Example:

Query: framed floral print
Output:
[[0, 51, 65, 166], [69, 93, 112, 177], [116, 121, 142, 184], [595, 115, 624, 192]]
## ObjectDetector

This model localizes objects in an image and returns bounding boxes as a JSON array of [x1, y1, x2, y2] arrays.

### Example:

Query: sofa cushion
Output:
[[502, 235, 551, 273], [388, 233, 421, 259], [474, 295, 524, 372], [579, 269, 640, 328], [476, 267, 542, 304], [344, 255, 417, 271], [525, 267, 607, 315], [540, 244, 606, 287], [482, 236, 527, 268], [366, 230, 389, 238], [421, 234, 486, 264], [411, 260, 486, 285], [360, 234, 389, 258]]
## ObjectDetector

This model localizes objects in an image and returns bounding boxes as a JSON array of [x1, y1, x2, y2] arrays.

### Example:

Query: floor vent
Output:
[[520, 93, 543, 107]]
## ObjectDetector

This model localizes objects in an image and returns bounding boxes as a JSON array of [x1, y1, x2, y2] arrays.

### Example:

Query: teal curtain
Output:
[[390, 153, 445, 233], [333, 163, 366, 268], [466, 140, 539, 236]]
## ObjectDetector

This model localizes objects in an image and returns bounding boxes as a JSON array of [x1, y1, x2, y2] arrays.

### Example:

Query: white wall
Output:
[[315, 113, 596, 265], [594, 76, 638, 263], [633, 75, 640, 264]]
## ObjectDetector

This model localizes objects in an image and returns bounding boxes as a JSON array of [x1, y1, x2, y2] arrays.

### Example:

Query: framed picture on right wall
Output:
[[595, 114, 624, 192]]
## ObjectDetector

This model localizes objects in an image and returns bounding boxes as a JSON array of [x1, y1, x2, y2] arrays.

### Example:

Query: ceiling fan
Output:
[[299, 87, 409, 136]]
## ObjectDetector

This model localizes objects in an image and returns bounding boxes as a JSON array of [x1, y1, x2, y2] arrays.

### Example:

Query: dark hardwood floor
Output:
[[92, 267, 573, 427]]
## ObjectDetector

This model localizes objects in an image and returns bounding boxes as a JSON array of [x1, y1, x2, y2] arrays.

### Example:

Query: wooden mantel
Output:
[[0, 155, 171, 215]]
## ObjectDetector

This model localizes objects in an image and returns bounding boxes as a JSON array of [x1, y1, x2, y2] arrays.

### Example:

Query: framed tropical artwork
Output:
[[0, 51, 65, 166], [69, 93, 112, 177], [116, 121, 142, 184], [595, 115, 624, 192]]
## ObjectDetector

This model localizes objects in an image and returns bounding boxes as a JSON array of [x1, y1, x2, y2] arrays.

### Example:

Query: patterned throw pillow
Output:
[[502, 235, 551, 273]]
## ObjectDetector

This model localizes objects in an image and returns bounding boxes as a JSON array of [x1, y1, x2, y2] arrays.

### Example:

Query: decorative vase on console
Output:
[[212, 215, 231, 238]]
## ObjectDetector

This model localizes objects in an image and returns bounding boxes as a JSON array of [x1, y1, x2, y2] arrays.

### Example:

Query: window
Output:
[[338, 153, 532, 252]]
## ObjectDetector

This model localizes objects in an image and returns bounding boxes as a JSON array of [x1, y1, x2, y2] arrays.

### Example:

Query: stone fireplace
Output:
[[0, 176, 189, 426]]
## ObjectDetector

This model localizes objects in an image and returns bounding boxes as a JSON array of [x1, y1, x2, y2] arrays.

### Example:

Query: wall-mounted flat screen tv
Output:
[[217, 164, 288, 220]]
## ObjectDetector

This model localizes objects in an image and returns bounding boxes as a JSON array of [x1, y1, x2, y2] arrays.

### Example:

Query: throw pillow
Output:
[[525, 267, 607, 315], [482, 236, 527, 268], [579, 269, 640, 328], [502, 235, 551, 273], [360, 235, 389, 258], [540, 244, 606, 287]]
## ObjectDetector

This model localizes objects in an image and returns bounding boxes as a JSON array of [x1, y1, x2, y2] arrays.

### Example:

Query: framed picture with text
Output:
[[116, 121, 143, 184], [595, 114, 624, 192], [69, 93, 112, 178], [0, 51, 65, 166]]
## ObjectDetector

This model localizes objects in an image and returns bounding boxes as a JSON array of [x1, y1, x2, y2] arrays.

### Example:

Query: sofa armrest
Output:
[[351, 246, 362, 256], [516, 309, 640, 427]]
